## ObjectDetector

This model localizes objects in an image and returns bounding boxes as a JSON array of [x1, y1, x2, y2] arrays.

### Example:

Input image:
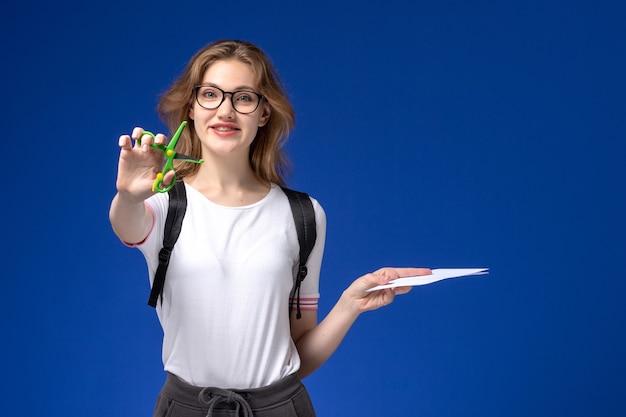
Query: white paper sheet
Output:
[[366, 268, 489, 292]]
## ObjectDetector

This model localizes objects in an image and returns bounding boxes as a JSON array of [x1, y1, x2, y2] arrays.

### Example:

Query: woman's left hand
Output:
[[342, 267, 431, 314], [295, 267, 432, 377]]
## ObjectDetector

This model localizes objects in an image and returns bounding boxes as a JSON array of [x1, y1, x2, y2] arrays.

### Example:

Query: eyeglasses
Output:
[[193, 85, 264, 114]]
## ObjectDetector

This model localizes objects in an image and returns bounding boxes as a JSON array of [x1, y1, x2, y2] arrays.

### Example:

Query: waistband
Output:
[[161, 372, 304, 411]]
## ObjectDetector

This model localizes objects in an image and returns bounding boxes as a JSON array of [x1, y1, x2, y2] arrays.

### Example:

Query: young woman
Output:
[[110, 39, 430, 417]]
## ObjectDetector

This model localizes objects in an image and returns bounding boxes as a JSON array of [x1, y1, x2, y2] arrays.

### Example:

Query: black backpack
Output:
[[147, 181, 317, 320]]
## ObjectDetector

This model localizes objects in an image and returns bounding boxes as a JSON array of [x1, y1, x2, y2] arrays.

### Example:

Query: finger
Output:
[[131, 127, 154, 152], [131, 127, 145, 141], [162, 170, 176, 187], [154, 133, 168, 145], [362, 272, 387, 286], [140, 134, 155, 152], [351, 273, 390, 294], [381, 288, 396, 306], [375, 267, 431, 281], [395, 267, 432, 278], [118, 135, 132, 150], [393, 286, 413, 295]]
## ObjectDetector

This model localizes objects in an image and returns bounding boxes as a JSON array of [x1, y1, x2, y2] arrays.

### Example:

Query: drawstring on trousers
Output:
[[198, 387, 253, 417]]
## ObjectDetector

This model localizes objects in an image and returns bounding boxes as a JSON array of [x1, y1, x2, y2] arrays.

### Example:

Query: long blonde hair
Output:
[[157, 40, 295, 185]]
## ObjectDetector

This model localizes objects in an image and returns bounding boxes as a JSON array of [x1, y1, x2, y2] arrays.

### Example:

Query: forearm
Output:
[[296, 291, 361, 378], [109, 193, 152, 244], [295, 268, 429, 378]]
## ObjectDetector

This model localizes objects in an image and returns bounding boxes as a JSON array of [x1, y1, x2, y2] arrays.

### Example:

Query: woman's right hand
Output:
[[115, 127, 171, 203], [110, 127, 174, 244]]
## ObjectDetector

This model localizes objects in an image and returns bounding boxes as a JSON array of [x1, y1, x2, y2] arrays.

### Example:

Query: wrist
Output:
[[338, 290, 364, 319], [115, 189, 150, 206]]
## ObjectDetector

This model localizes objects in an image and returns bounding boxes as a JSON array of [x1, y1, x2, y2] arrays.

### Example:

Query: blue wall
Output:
[[2, 0, 624, 415]]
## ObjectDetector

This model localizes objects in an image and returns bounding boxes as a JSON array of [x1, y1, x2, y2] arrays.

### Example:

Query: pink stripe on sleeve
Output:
[[289, 297, 319, 311]]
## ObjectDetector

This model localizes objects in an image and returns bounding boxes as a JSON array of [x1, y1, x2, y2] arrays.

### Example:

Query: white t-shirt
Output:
[[137, 183, 326, 389]]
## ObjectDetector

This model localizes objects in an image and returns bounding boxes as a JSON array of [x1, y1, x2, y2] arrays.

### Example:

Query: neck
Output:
[[184, 153, 270, 206]]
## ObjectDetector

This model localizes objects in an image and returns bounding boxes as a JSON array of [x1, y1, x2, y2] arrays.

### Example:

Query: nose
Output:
[[216, 93, 235, 118]]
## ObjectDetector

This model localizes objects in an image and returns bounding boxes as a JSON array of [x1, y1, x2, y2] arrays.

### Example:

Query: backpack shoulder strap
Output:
[[146, 183, 317, 317], [148, 181, 187, 307], [281, 187, 317, 319]]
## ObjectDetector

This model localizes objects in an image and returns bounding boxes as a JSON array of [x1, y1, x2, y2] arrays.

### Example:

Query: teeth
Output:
[[213, 126, 236, 131]]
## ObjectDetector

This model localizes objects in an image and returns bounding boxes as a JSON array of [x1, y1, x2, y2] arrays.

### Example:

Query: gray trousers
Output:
[[153, 373, 316, 417]]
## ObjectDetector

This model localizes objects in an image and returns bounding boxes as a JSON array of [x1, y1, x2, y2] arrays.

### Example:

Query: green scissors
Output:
[[137, 120, 204, 193]]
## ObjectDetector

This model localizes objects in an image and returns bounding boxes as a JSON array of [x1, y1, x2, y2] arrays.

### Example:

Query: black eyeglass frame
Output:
[[193, 85, 265, 114]]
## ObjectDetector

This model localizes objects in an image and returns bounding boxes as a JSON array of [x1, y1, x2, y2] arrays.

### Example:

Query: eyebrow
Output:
[[200, 82, 257, 91]]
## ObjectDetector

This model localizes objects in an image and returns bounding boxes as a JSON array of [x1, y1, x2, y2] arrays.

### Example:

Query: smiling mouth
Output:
[[211, 126, 240, 132]]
